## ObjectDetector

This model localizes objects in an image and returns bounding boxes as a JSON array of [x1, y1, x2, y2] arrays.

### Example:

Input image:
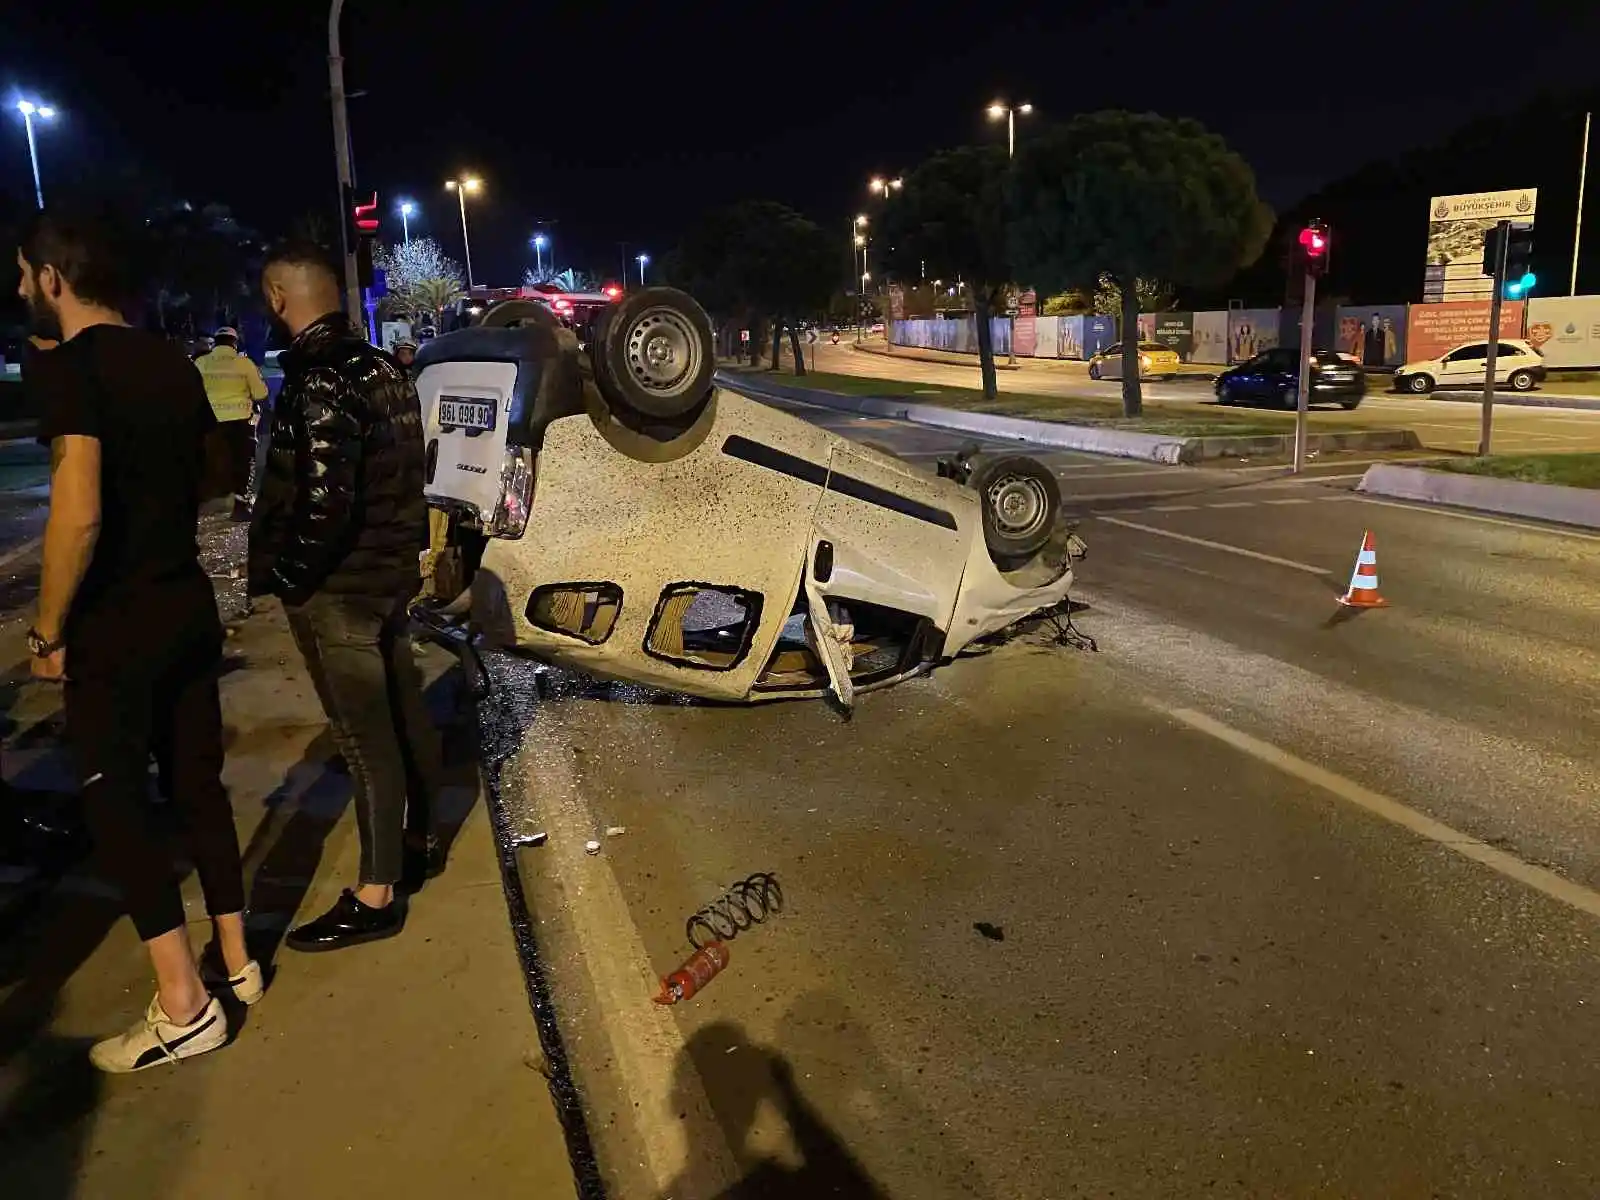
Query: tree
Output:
[[1010, 112, 1271, 415], [144, 203, 259, 337], [1041, 290, 1091, 317], [1091, 274, 1176, 317], [880, 146, 1011, 399], [374, 237, 466, 325], [521, 265, 600, 292], [670, 201, 838, 375]]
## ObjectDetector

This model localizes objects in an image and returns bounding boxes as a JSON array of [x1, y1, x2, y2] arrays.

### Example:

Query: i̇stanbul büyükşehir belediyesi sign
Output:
[[1423, 188, 1537, 303]]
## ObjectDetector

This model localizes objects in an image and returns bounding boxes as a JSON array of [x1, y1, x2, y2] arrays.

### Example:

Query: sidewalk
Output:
[[0, 520, 575, 1200]]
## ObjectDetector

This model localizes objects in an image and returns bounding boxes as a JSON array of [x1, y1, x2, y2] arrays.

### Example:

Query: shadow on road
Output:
[[661, 1019, 890, 1200]]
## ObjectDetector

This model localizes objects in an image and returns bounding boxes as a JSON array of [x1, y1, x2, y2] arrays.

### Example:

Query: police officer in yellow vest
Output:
[[194, 326, 268, 520]]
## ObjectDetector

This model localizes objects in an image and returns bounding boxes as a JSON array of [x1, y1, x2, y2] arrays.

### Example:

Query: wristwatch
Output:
[[26, 627, 64, 658]]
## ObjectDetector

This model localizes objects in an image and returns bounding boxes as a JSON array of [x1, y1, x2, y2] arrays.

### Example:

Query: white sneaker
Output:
[[202, 957, 265, 1006], [89, 995, 228, 1074]]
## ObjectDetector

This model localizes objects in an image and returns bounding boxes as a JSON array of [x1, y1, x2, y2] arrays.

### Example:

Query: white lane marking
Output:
[[1263, 497, 1313, 505], [1348, 495, 1600, 542], [1206, 501, 1255, 509], [1056, 467, 1197, 480], [1154, 703, 1600, 923], [0, 535, 44, 574], [1149, 503, 1198, 512], [1098, 516, 1332, 575], [517, 738, 737, 1194]]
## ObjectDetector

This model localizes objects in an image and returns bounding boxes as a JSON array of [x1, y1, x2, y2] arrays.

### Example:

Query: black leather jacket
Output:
[[248, 312, 428, 606]]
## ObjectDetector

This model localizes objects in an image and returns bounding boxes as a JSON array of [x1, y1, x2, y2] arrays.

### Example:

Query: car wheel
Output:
[[1508, 369, 1535, 392], [477, 299, 560, 330], [1087, 362, 1101, 380], [1340, 397, 1362, 410], [1217, 383, 1236, 406], [592, 287, 715, 421], [971, 455, 1061, 566], [1406, 373, 1434, 394]]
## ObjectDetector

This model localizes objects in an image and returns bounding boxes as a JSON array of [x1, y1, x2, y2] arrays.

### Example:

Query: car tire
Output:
[[971, 455, 1061, 567], [1508, 369, 1535, 392], [1217, 383, 1236, 406], [1340, 397, 1362, 410], [1406, 373, 1434, 394], [1087, 362, 1101, 380], [592, 287, 715, 421], [477, 299, 561, 330]]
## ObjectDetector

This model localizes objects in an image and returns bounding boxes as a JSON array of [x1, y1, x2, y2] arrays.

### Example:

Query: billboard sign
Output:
[[1150, 312, 1195, 361], [1526, 296, 1600, 368], [1405, 299, 1525, 362], [1014, 290, 1038, 356], [1034, 315, 1060, 359], [1423, 189, 1536, 303], [1084, 315, 1116, 358]]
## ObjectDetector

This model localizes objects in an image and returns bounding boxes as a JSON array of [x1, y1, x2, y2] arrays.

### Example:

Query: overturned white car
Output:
[[413, 288, 1083, 706]]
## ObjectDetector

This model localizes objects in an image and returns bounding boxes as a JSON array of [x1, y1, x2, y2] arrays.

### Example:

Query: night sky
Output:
[[4, 0, 1598, 289]]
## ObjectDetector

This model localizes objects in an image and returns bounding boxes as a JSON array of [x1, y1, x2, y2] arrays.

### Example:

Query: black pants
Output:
[[65, 577, 243, 941], [286, 592, 441, 886], [219, 418, 255, 499]]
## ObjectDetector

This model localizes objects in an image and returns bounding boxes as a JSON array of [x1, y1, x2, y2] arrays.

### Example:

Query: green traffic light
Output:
[[1505, 272, 1536, 298]]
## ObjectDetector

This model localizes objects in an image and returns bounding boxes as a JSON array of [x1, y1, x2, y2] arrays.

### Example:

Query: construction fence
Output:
[[889, 294, 1600, 369]]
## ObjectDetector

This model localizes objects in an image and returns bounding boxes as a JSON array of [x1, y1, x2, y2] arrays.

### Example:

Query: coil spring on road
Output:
[[685, 873, 783, 949]]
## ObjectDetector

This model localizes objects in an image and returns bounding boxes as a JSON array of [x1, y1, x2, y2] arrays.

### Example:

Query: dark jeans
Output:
[[220, 418, 255, 499], [286, 592, 441, 886], [64, 576, 243, 941]]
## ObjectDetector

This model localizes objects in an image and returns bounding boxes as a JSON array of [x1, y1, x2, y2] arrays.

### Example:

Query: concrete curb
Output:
[[717, 372, 1422, 466], [1357, 463, 1600, 529], [1424, 389, 1600, 412]]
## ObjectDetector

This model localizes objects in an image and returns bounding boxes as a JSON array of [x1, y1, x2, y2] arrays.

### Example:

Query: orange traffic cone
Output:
[[1338, 530, 1388, 608]]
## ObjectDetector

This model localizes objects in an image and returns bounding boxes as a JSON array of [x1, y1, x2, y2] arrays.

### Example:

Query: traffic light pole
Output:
[[1480, 219, 1510, 457], [328, 0, 365, 332], [1292, 270, 1316, 474]]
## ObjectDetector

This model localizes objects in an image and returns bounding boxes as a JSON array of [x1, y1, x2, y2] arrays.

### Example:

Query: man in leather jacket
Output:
[[250, 240, 443, 952]]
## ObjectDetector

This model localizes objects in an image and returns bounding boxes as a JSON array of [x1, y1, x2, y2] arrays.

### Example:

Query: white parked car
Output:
[[1393, 339, 1546, 394], [411, 289, 1085, 708]]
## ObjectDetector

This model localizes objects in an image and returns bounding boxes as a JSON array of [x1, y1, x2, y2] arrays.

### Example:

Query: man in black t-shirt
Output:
[[19, 207, 260, 1073]]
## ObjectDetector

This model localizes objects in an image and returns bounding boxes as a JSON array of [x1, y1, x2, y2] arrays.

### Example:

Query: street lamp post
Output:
[[636, 252, 650, 286], [866, 180, 901, 351], [532, 232, 549, 276], [986, 101, 1034, 158], [14, 100, 56, 211], [445, 176, 482, 289], [399, 200, 416, 244], [327, 0, 365, 328]]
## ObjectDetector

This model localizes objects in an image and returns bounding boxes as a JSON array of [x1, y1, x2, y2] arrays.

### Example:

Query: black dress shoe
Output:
[[284, 889, 405, 953]]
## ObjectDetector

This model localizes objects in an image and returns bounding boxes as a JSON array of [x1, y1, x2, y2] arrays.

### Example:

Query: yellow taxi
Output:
[[1087, 341, 1182, 381]]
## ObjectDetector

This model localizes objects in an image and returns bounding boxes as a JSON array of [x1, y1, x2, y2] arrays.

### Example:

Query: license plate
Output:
[[438, 396, 496, 431]]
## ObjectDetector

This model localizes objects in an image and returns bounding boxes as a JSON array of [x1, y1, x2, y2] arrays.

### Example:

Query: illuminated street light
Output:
[[15, 99, 58, 210], [868, 176, 903, 197], [987, 100, 1034, 158], [398, 200, 416, 243], [444, 176, 483, 287], [636, 252, 650, 285], [532, 231, 550, 274]]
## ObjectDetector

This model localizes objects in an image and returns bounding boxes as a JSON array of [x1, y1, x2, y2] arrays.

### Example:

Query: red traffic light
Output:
[[353, 192, 379, 236], [1298, 225, 1328, 256]]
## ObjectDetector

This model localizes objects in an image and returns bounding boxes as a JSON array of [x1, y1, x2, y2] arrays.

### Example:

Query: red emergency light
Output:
[[603, 284, 622, 299]]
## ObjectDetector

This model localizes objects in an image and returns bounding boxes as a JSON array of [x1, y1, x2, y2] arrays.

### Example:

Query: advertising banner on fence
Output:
[[1014, 290, 1038, 356], [1405, 299, 1525, 362], [1527, 295, 1600, 368], [1423, 189, 1536, 303], [1058, 315, 1085, 360], [1228, 309, 1280, 362], [1151, 312, 1194, 361], [1034, 315, 1060, 359], [1192, 311, 1229, 364], [1084, 315, 1116, 358], [1335, 305, 1407, 366]]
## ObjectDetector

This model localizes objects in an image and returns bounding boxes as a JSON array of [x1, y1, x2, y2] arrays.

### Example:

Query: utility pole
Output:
[[1481, 219, 1510, 457], [1573, 111, 1591, 296], [327, 0, 364, 330]]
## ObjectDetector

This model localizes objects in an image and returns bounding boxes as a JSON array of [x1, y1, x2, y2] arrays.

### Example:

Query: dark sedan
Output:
[[1215, 347, 1366, 410]]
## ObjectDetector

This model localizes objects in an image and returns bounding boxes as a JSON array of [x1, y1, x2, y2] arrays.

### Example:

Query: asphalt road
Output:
[[808, 340, 1600, 455], [496, 395, 1600, 1198]]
